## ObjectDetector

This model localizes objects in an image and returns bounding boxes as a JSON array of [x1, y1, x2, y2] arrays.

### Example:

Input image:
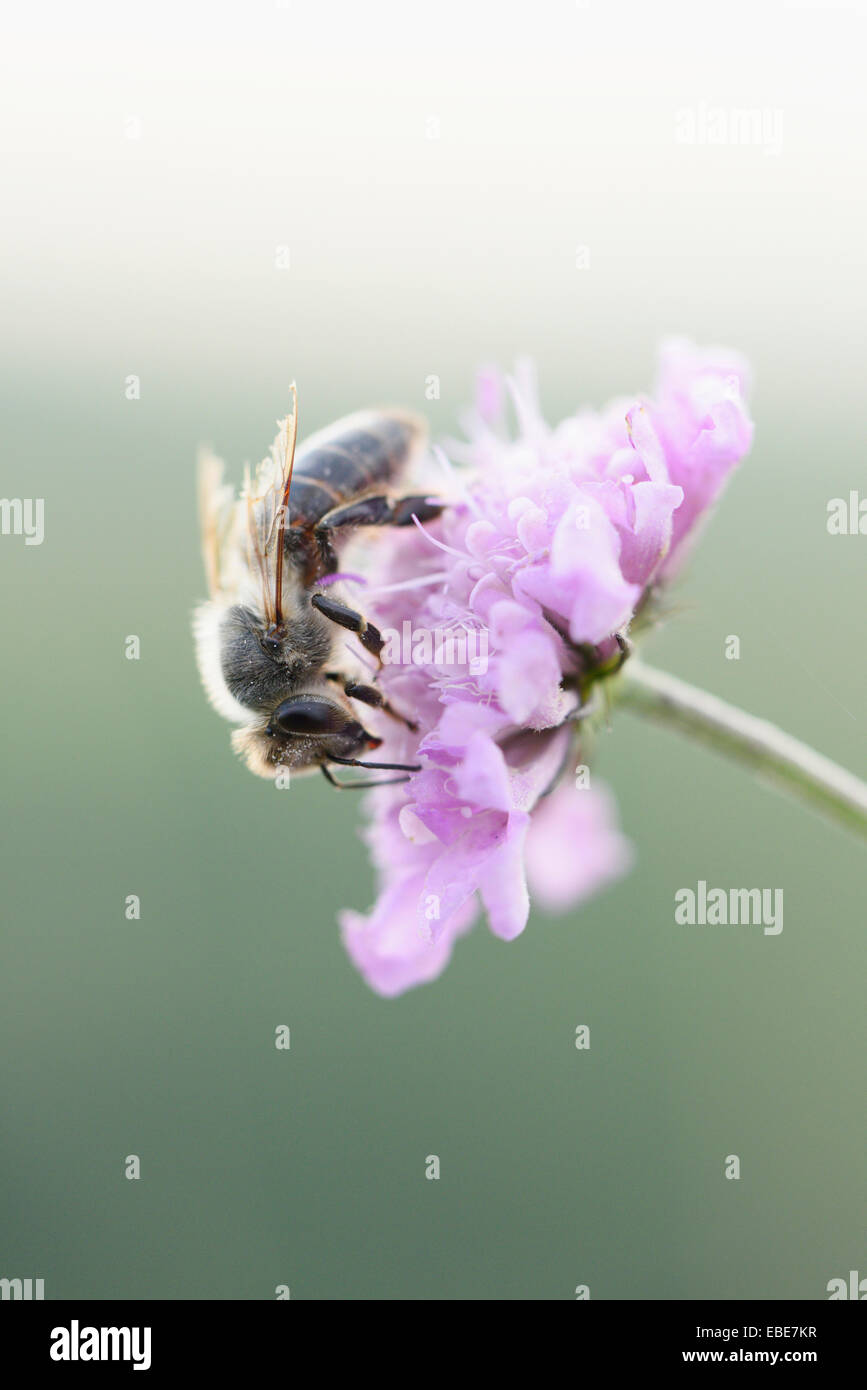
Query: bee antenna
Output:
[[273, 382, 298, 629]]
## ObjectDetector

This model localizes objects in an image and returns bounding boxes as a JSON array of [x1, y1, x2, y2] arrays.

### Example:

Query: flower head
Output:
[[336, 341, 753, 995]]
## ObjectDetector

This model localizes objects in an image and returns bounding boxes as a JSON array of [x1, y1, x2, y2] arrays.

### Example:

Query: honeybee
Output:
[[194, 386, 441, 788]]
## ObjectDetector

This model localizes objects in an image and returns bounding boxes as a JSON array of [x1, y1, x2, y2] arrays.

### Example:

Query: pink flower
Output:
[[525, 780, 634, 912], [336, 342, 753, 995], [649, 338, 754, 572]]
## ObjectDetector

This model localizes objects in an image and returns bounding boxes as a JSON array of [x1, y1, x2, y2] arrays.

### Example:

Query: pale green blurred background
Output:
[[1, 0, 865, 1300]]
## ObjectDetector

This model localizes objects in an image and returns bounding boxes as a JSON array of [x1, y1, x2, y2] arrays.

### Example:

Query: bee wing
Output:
[[197, 447, 237, 598], [241, 385, 298, 627]]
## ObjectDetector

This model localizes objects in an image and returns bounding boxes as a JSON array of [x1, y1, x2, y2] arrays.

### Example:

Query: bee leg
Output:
[[321, 765, 412, 791], [316, 493, 443, 535], [311, 592, 384, 661], [324, 671, 417, 728], [340, 679, 419, 733], [329, 754, 422, 773], [390, 495, 444, 526]]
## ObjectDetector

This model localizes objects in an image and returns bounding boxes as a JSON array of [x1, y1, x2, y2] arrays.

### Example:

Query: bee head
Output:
[[232, 693, 381, 779], [214, 603, 333, 713]]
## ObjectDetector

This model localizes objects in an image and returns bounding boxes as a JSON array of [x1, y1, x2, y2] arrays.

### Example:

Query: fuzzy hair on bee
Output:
[[193, 385, 442, 788]]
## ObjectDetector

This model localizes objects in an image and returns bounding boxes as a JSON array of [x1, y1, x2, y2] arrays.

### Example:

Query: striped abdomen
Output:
[[286, 412, 424, 532]]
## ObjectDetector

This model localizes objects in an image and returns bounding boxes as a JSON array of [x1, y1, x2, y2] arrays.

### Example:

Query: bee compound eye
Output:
[[268, 697, 352, 738]]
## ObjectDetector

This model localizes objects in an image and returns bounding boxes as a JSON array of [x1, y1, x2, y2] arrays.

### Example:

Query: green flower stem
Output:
[[616, 659, 867, 841]]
